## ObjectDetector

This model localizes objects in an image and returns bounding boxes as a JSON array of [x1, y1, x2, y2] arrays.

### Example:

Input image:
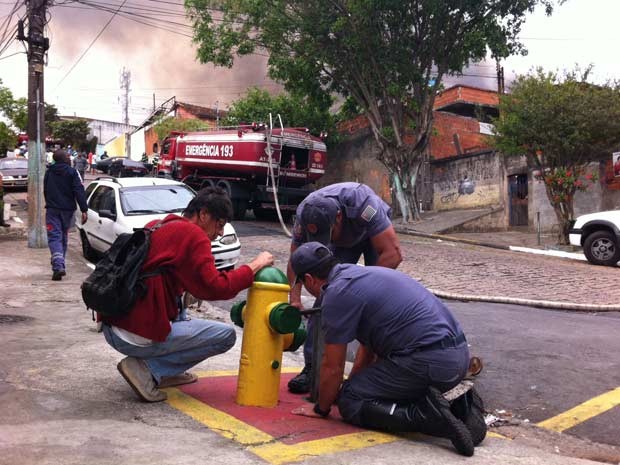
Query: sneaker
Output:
[[51, 270, 66, 281], [117, 356, 167, 402], [288, 364, 311, 394], [451, 388, 487, 446], [158, 372, 198, 389]]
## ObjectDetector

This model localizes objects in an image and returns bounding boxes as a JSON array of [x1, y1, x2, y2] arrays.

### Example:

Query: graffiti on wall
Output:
[[433, 153, 501, 210]]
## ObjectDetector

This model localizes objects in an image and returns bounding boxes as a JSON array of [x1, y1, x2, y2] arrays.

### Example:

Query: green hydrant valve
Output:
[[254, 267, 289, 284], [230, 300, 246, 328], [285, 325, 307, 352], [269, 303, 301, 334]]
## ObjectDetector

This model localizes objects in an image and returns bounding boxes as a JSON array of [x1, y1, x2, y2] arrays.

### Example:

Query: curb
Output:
[[396, 228, 511, 251]]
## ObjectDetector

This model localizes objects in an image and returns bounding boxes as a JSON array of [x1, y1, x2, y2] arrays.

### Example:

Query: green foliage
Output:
[[152, 116, 213, 140], [0, 79, 59, 135], [494, 67, 620, 168], [185, 0, 561, 220], [0, 122, 17, 156], [494, 67, 620, 241], [223, 87, 336, 142], [50, 119, 91, 148]]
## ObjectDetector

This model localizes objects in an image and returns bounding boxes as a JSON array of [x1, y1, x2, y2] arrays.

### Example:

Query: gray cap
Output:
[[299, 197, 340, 245], [291, 242, 333, 283]]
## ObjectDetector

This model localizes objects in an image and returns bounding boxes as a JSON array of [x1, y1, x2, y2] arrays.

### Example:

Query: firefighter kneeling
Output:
[[289, 242, 486, 457]]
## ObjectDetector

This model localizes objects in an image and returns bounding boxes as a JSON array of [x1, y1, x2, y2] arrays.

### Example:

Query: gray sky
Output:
[[0, 0, 618, 126]]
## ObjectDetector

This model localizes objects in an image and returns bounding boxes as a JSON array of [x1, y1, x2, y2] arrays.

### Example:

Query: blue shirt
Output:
[[44, 162, 88, 212], [320, 264, 464, 357], [292, 182, 392, 247]]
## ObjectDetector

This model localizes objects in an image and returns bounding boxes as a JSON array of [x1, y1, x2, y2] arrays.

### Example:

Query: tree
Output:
[[9, 97, 59, 135], [152, 116, 213, 140], [223, 87, 335, 142], [50, 119, 91, 148], [493, 68, 620, 243], [0, 80, 17, 155], [185, 0, 559, 221]]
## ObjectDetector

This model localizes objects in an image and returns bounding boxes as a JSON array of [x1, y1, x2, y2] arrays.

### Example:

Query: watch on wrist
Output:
[[313, 403, 331, 417]]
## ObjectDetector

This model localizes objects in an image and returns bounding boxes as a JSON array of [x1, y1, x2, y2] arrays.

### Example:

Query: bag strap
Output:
[[138, 216, 184, 280]]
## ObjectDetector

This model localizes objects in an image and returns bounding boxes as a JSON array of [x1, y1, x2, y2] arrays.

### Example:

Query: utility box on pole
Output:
[[24, 0, 49, 248]]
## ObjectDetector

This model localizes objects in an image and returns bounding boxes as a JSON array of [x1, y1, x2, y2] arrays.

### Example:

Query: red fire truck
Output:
[[157, 123, 327, 220]]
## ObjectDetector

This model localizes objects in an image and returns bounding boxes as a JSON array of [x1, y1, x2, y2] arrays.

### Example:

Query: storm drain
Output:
[[0, 314, 34, 324]]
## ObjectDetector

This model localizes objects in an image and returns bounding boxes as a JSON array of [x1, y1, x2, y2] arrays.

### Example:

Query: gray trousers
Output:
[[337, 343, 470, 426]]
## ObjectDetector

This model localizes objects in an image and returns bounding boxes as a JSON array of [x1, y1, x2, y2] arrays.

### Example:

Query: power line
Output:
[[53, 0, 128, 90]]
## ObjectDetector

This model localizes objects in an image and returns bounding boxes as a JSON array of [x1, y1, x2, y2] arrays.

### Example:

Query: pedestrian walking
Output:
[[88, 152, 95, 174], [44, 149, 88, 281], [286, 182, 402, 393], [74, 152, 88, 182]]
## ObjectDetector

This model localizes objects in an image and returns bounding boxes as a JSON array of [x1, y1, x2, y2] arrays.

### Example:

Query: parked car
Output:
[[75, 177, 241, 270], [0, 157, 28, 188], [108, 158, 148, 177], [569, 210, 620, 266], [95, 156, 118, 174]]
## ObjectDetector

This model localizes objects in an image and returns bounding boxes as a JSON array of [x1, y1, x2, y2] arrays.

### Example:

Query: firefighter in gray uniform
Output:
[[289, 242, 486, 457], [286, 182, 402, 393]]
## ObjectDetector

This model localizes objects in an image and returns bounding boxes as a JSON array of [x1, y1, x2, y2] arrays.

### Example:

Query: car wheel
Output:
[[80, 230, 98, 262], [583, 230, 620, 266]]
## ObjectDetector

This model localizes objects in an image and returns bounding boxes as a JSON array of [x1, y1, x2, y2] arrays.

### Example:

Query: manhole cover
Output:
[[0, 314, 34, 324]]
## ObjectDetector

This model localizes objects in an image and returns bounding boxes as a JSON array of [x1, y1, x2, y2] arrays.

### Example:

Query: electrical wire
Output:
[[53, 0, 129, 90]]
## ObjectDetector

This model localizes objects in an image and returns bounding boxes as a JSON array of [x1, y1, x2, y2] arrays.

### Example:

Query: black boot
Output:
[[288, 364, 311, 394], [451, 388, 487, 446], [360, 387, 474, 457]]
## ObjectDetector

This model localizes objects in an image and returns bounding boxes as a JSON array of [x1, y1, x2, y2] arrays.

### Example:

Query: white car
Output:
[[569, 210, 620, 266], [76, 177, 241, 270]]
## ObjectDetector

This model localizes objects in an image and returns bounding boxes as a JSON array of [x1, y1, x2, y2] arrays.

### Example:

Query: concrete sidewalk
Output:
[[1, 237, 618, 465]]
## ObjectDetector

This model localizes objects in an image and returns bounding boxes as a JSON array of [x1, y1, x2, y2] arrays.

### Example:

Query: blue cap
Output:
[[299, 197, 340, 245], [291, 242, 333, 283]]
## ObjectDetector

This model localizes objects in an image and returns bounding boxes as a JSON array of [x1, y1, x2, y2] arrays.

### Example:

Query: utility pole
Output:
[[19, 0, 49, 248], [119, 67, 131, 125], [496, 58, 505, 95]]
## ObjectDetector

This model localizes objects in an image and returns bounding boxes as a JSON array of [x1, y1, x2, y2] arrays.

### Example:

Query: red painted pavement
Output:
[[179, 373, 365, 445]]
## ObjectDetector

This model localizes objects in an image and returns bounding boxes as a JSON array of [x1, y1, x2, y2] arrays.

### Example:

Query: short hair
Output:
[[53, 149, 68, 163], [183, 187, 233, 222], [305, 247, 338, 280]]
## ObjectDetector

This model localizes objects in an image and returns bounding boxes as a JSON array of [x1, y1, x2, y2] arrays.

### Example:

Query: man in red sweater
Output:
[[102, 187, 274, 402]]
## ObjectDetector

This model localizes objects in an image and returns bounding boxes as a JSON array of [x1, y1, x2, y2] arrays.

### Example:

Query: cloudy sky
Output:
[[0, 0, 618, 126]]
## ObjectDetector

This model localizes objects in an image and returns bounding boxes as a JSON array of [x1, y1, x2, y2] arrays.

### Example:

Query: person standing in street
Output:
[[290, 242, 485, 457], [102, 187, 275, 402], [44, 149, 88, 281], [74, 152, 88, 182], [286, 182, 402, 393]]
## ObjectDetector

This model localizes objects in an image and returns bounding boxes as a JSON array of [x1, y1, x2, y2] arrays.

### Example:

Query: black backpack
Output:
[[81, 219, 176, 319]]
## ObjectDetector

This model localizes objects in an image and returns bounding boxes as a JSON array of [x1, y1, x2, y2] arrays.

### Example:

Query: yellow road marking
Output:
[[537, 386, 620, 432], [166, 388, 273, 444], [251, 431, 398, 465], [168, 370, 507, 463]]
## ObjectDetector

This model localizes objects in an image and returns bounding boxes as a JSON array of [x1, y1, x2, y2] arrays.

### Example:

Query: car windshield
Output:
[[120, 185, 195, 215], [0, 159, 28, 169]]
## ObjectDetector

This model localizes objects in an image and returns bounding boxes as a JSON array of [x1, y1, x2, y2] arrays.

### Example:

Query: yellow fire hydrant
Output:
[[230, 267, 306, 407]]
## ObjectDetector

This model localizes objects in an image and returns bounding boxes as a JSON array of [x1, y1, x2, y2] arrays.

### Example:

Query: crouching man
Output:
[[101, 187, 274, 402], [290, 242, 485, 457]]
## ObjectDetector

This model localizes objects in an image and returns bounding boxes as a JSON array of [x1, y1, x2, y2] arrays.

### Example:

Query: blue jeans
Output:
[[303, 239, 379, 365], [103, 319, 236, 383], [46, 208, 75, 272]]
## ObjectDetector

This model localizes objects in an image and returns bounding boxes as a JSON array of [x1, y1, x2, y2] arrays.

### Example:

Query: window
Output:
[[0, 159, 28, 169], [88, 185, 116, 214], [84, 183, 97, 200], [120, 185, 195, 215], [162, 141, 171, 155]]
